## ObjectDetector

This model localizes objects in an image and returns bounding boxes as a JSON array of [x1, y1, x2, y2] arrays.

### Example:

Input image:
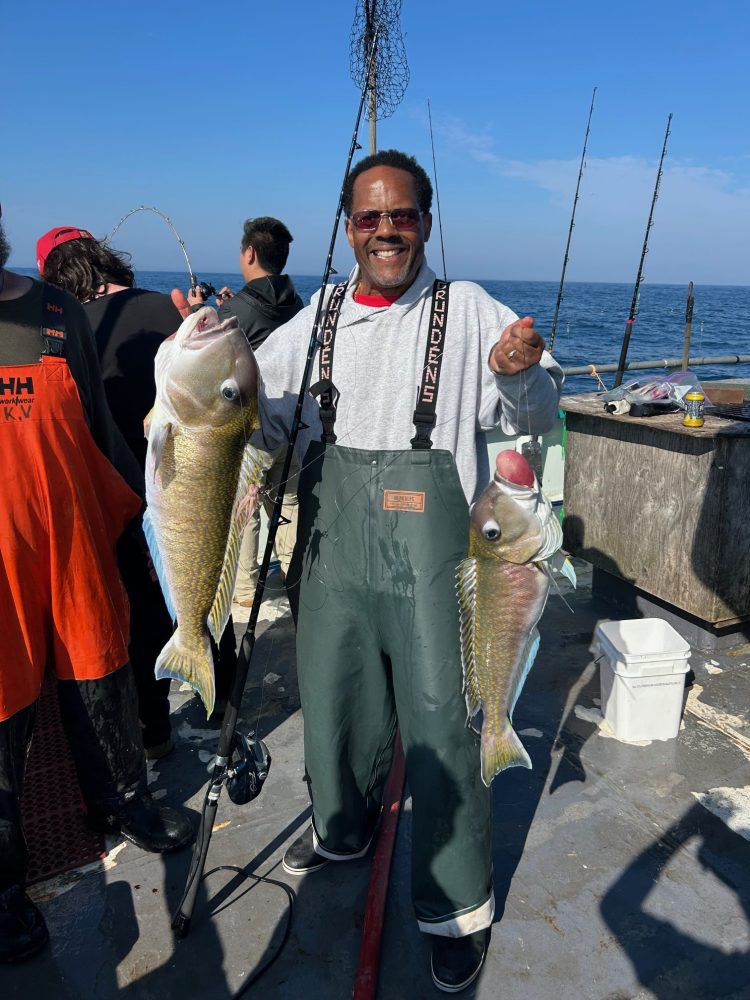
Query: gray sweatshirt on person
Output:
[[254, 260, 563, 503]]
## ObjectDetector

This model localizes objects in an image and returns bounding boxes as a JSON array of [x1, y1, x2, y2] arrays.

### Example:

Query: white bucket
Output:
[[593, 619, 691, 742]]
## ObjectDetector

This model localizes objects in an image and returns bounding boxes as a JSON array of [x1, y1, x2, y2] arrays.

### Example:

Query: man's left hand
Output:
[[489, 316, 545, 375]]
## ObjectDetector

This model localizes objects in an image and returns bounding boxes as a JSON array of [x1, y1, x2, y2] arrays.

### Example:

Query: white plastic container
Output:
[[593, 618, 691, 742]]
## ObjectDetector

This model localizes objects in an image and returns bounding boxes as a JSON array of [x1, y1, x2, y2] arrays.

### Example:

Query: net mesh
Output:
[[349, 0, 409, 121], [21, 677, 107, 885]]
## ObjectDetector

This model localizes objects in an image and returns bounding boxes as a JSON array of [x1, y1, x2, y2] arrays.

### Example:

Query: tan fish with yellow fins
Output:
[[456, 450, 575, 786], [143, 306, 272, 715]]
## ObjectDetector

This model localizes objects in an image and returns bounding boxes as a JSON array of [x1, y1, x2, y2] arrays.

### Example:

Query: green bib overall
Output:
[[288, 283, 494, 936]]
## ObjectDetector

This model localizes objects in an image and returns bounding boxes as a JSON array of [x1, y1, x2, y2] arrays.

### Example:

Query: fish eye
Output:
[[482, 519, 501, 541], [220, 379, 239, 402]]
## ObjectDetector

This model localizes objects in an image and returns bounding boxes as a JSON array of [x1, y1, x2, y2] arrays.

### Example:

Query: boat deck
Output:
[[3, 564, 750, 1000]]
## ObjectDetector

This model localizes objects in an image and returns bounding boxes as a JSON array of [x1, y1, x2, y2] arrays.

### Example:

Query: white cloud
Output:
[[436, 116, 750, 284]]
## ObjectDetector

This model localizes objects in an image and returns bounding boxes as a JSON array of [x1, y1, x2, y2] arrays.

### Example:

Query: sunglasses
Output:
[[349, 208, 423, 233]]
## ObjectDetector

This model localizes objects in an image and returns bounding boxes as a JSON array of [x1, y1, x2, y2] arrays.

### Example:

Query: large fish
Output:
[[143, 306, 272, 714], [456, 450, 575, 786]]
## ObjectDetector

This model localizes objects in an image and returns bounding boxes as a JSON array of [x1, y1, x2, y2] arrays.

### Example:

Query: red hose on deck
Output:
[[352, 732, 406, 1000]]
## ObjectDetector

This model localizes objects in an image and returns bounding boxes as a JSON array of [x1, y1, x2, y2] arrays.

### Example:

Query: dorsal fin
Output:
[[207, 444, 273, 642], [456, 556, 480, 718]]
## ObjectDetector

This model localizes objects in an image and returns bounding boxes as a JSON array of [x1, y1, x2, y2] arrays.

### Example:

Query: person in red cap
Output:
[[0, 209, 194, 965], [39, 225, 239, 730]]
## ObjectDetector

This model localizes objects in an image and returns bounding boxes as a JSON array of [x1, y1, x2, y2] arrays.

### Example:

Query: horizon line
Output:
[[13, 266, 749, 290]]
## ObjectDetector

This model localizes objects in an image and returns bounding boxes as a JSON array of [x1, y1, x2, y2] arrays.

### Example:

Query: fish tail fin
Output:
[[481, 721, 532, 786], [155, 628, 215, 716]]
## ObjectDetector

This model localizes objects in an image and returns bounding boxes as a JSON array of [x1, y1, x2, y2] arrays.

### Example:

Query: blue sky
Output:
[[3, 0, 749, 284]]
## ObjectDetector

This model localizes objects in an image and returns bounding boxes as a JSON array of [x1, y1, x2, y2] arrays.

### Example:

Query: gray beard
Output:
[[0, 223, 11, 270]]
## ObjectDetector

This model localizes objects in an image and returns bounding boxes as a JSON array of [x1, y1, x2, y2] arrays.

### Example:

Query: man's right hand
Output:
[[216, 286, 234, 305]]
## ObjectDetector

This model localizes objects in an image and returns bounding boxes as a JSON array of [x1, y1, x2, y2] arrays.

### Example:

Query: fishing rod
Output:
[[107, 206, 195, 285], [523, 89, 597, 482], [613, 113, 672, 387], [549, 87, 597, 353], [171, 30, 380, 950], [106, 205, 214, 297], [681, 281, 694, 371], [427, 98, 447, 281], [563, 353, 750, 377]]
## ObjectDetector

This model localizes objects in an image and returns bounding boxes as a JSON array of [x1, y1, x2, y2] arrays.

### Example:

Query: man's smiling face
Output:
[[345, 166, 432, 299]]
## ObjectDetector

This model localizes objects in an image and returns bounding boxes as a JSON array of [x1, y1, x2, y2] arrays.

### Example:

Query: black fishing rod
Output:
[[549, 87, 597, 353], [106, 204, 217, 299], [523, 89, 597, 482], [427, 97, 447, 281], [613, 113, 672, 387], [681, 281, 694, 371], [171, 31, 379, 951]]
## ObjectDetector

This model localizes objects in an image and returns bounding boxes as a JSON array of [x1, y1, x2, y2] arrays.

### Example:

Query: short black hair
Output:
[[342, 149, 433, 216], [42, 239, 134, 303], [240, 217, 294, 275]]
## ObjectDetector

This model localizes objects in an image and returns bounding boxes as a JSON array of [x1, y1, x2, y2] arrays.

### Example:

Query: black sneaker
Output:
[[430, 927, 490, 993], [0, 885, 49, 964], [282, 824, 329, 875], [88, 795, 194, 853]]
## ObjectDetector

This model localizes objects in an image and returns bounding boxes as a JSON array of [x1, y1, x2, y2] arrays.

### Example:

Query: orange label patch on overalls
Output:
[[383, 490, 426, 513]]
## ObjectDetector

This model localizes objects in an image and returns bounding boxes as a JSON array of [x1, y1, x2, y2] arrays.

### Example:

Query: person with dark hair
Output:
[[252, 150, 564, 992], [188, 215, 304, 606], [0, 209, 193, 964]]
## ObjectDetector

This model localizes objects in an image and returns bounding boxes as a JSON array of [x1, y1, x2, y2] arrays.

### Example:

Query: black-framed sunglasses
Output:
[[349, 208, 422, 233]]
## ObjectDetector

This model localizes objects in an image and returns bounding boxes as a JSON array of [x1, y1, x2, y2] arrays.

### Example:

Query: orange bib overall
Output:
[[0, 351, 142, 721]]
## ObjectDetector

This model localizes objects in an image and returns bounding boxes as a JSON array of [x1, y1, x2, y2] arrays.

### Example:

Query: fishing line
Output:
[[427, 98, 447, 281]]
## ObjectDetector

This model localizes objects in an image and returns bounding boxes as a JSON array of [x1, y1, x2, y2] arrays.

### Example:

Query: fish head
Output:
[[469, 450, 561, 564], [471, 482, 545, 563], [156, 307, 259, 431]]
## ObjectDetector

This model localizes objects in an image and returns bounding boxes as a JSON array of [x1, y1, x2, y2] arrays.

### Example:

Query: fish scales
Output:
[[151, 427, 246, 653], [472, 560, 549, 783], [457, 449, 574, 786]]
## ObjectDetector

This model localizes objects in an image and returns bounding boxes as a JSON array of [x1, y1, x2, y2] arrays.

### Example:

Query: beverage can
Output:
[[683, 391, 705, 427]]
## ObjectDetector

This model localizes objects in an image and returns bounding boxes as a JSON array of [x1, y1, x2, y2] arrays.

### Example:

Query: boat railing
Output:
[[561, 354, 750, 376]]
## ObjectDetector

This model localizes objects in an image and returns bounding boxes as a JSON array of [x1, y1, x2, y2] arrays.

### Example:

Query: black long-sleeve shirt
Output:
[[0, 278, 143, 497]]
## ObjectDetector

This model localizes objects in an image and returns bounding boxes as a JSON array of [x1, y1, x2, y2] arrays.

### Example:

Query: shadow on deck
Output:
[[3, 566, 750, 999]]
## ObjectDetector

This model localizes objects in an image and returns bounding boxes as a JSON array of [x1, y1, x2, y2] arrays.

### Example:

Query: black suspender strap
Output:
[[410, 279, 450, 450], [309, 282, 347, 444], [40, 283, 68, 358]]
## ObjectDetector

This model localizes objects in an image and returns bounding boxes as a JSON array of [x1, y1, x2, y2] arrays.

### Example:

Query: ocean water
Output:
[[22, 265, 749, 395], [139, 271, 750, 395]]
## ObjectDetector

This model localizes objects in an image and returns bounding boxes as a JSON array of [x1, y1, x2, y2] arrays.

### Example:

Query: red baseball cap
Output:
[[36, 226, 95, 274]]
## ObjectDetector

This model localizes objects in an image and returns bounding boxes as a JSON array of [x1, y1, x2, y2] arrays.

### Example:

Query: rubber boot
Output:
[[57, 667, 193, 853]]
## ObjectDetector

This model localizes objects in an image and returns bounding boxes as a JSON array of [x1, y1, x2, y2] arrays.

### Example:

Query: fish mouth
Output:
[[183, 312, 241, 351]]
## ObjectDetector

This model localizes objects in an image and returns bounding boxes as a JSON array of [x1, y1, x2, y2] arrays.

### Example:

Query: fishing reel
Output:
[[226, 730, 271, 805], [196, 279, 217, 301]]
